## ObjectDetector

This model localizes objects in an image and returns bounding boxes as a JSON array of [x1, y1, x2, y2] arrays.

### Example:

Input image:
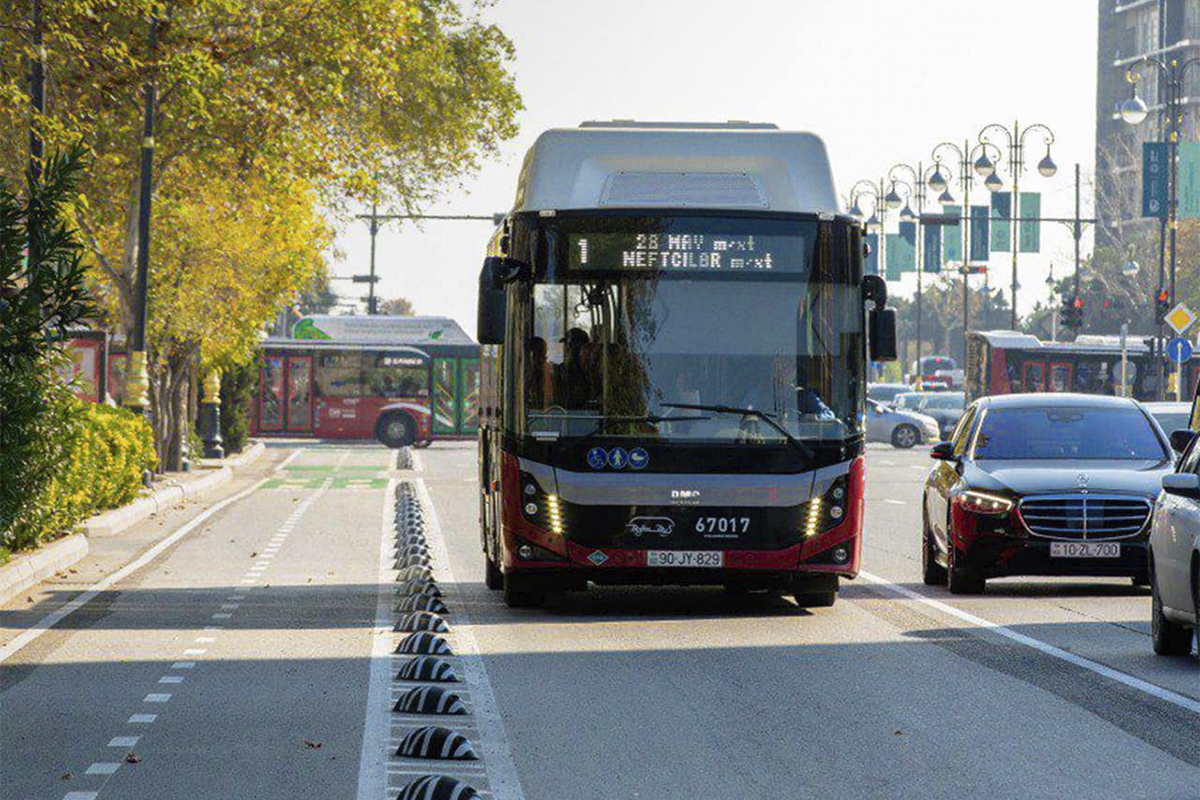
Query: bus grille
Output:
[[1017, 495, 1151, 540]]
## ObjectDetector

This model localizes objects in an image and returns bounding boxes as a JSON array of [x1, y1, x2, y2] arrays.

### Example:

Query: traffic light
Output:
[[1155, 289, 1170, 320], [1060, 294, 1084, 331]]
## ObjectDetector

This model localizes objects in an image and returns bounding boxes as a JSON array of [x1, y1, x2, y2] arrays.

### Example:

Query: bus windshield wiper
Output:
[[660, 402, 815, 459]]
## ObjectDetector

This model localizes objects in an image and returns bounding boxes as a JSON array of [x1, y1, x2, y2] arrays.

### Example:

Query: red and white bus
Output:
[[476, 122, 896, 608], [252, 315, 480, 447], [965, 330, 1199, 402]]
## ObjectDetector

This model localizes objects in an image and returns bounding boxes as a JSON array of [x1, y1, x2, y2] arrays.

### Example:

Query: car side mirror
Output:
[[477, 257, 525, 345], [1168, 428, 1196, 454], [929, 441, 955, 461], [869, 307, 897, 362], [1162, 472, 1200, 499]]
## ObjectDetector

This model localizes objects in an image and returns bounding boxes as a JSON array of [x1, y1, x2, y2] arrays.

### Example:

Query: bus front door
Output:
[[285, 356, 313, 433], [432, 357, 481, 436], [1022, 360, 1046, 392]]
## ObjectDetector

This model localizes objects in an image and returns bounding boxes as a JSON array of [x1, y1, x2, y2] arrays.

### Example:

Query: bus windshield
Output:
[[518, 275, 863, 444]]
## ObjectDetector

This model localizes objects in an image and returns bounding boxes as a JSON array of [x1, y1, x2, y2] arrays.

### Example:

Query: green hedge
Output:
[[1, 382, 156, 559]]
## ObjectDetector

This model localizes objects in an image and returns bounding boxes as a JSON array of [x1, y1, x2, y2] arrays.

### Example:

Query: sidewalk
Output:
[[0, 442, 270, 609]]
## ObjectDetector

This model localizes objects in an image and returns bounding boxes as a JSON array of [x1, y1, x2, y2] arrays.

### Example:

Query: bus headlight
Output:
[[804, 475, 850, 537]]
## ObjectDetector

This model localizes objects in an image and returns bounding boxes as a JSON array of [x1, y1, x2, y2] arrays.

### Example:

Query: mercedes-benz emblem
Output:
[[1076, 472, 1090, 488]]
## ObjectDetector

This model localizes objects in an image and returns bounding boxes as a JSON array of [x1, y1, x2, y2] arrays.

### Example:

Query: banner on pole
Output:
[[864, 232, 879, 276], [886, 221, 916, 279], [1177, 141, 1200, 219], [990, 193, 1011, 252], [1142, 141, 1169, 219], [1019, 192, 1041, 253], [970, 205, 991, 262], [923, 223, 942, 273], [942, 204, 962, 264]]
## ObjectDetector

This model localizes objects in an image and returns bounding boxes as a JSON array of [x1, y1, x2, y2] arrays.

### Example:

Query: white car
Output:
[[1149, 431, 1200, 657]]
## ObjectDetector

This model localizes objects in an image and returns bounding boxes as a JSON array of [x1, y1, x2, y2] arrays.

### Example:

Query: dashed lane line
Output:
[[0, 448, 304, 665], [859, 570, 1200, 714]]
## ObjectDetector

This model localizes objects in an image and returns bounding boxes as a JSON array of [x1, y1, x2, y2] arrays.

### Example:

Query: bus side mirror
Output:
[[869, 307, 897, 362], [1169, 428, 1196, 454], [478, 257, 517, 345]]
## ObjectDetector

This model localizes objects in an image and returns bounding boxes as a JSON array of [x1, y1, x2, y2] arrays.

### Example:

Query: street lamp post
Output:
[[849, 178, 889, 276], [124, 11, 159, 417], [929, 140, 1002, 362], [1122, 55, 1200, 400], [887, 161, 944, 373], [976, 122, 1058, 331]]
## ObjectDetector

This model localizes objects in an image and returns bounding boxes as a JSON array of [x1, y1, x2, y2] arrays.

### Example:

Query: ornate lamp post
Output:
[[929, 140, 1002, 361], [849, 178, 889, 274], [1122, 55, 1200, 400], [887, 161, 944, 371], [200, 368, 224, 458], [976, 121, 1058, 331]]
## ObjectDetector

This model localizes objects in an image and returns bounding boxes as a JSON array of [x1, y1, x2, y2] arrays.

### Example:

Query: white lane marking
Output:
[[211, 613, 232, 620], [64, 792, 99, 799], [911, 465, 925, 470], [219, 603, 239, 611], [182, 649, 206, 656], [127, 714, 156, 724], [202, 626, 223, 631], [414, 478, 527, 800], [354, 477, 399, 800], [409, 448, 424, 473], [879, 460, 896, 465], [171, 661, 195, 669], [226, 595, 245, 601], [107, 736, 140, 747], [239, 578, 258, 584], [0, 448, 305, 665], [143, 694, 171, 703], [158, 676, 184, 684], [859, 571, 1200, 714], [884, 499, 906, 505], [85, 763, 120, 775], [194, 637, 216, 643]]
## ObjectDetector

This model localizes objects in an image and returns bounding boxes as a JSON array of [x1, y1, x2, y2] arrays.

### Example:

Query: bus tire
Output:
[[376, 412, 416, 448], [891, 423, 919, 449], [485, 555, 504, 591], [792, 590, 836, 608], [503, 573, 545, 608]]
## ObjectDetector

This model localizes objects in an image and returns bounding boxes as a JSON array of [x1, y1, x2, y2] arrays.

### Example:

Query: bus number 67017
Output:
[[696, 517, 750, 534]]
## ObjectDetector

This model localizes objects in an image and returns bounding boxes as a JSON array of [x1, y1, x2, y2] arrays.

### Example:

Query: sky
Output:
[[330, 0, 1100, 336]]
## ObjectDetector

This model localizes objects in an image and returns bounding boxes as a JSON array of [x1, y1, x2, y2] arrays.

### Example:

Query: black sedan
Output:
[[920, 393, 1176, 594]]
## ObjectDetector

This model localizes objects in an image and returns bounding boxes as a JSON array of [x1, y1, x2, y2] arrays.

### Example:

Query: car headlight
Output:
[[956, 490, 1014, 515]]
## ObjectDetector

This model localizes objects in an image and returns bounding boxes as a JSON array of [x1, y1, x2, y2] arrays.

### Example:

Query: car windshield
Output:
[[895, 393, 923, 410], [519, 277, 863, 444], [974, 406, 1166, 460], [922, 394, 964, 410]]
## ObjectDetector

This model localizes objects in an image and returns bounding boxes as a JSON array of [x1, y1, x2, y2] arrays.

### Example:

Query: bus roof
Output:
[[971, 329, 1163, 356], [283, 315, 475, 346], [512, 122, 839, 215]]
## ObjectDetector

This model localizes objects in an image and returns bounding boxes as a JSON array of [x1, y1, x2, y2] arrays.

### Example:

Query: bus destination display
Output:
[[568, 233, 806, 273]]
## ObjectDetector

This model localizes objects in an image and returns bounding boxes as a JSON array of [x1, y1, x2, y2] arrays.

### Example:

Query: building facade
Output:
[[1095, 0, 1200, 245]]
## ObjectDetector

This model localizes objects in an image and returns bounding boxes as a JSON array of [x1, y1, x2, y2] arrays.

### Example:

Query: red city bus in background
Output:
[[252, 315, 480, 447], [965, 330, 1199, 402]]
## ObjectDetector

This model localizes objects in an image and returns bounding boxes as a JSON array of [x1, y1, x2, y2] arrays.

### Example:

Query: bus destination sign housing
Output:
[[567, 232, 807, 274]]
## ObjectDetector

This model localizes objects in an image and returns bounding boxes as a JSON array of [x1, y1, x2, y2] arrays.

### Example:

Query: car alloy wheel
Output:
[[892, 424, 918, 449]]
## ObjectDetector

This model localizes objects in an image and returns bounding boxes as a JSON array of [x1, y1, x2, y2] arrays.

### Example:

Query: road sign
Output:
[[1165, 303, 1196, 334], [1166, 337, 1193, 364]]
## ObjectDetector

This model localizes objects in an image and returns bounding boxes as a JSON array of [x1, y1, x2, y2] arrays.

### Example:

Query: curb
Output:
[[83, 466, 233, 537], [0, 534, 89, 607], [200, 440, 265, 471]]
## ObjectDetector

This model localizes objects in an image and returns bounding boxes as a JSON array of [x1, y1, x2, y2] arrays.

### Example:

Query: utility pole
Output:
[[124, 10, 158, 416], [28, 0, 44, 184], [367, 202, 379, 315], [353, 210, 499, 315]]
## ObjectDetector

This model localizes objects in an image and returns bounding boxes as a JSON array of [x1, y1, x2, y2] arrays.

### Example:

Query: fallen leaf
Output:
[[250, 551, 257, 557], [68, 568, 77, 573], [303, 739, 322, 749], [60, 772, 74, 780], [26, 596, 33, 603], [893, 730, 905, 736], [125, 752, 141, 764]]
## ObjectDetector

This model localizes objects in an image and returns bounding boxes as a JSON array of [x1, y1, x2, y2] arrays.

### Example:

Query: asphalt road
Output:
[[2, 441, 1197, 800]]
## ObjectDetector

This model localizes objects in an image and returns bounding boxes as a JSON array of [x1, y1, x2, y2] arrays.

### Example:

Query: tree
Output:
[[378, 296, 416, 316], [0, 1, 522, 469]]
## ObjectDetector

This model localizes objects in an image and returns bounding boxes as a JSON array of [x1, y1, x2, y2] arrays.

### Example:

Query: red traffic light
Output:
[[1072, 297, 1084, 309], [1157, 289, 1169, 302]]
